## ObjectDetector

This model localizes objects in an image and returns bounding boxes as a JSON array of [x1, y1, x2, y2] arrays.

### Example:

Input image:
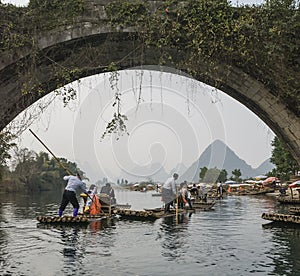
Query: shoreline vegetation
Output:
[[0, 149, 85, 193], [0, 133, 299, 194]]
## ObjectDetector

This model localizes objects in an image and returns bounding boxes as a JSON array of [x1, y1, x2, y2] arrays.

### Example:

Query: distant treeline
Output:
[[0, 148, 84, 193]]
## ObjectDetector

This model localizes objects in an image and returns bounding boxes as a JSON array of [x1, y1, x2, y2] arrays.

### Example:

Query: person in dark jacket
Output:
[[100, 183, 116, 204]]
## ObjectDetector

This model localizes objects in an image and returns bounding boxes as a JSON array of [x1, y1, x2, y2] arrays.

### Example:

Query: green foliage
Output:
[[0, 131, 16, 181], [8, 147, 86, 192], [27, 0, 85, 29], [231, 168, 242, 182], [106, 0, 150, 27], [0, 0, 85, 51], [269, 136, 299, 181], [101, 112, 128, 140], [201, 167, 228, 183], [0, 0, 299, 141], [199, 166, 208, 181], [219, 169, 228, 183], [101, 64, 129, 140], [0, 131, 15, 166], [53, 68, 81, 106], [105, 0, 300, 116], [200, 166, 228, 183], [0, 0, 85, 107]]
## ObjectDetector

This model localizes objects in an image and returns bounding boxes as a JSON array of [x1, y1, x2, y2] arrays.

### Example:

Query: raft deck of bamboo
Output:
[[192, 200, 215, 210], [36, 215, 106, 224], [288, 207, 300, 215], [277, 196, 300, 204], [262, 212, 300, 224], [113, 208, 188, 220]]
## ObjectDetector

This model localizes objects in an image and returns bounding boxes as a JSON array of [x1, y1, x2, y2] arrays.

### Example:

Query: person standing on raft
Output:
[[58, 172, 88, 217], [162, 173, 179, 214]]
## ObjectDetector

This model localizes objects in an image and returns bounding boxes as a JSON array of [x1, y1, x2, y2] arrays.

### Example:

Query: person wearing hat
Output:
[[100, 183, 116, 204], [162, 173, 179, 214], [58, 172, 88, 217]]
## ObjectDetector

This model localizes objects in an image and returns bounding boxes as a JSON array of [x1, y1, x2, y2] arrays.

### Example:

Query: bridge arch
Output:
[[0, 2, 299, 164]]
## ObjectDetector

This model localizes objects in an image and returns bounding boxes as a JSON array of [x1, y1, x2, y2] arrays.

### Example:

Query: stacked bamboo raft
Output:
[[113, 208, 188, 219], [113, 209, 156, 219], [37, 215, 90, 224], [114, 204, 131, 209], [277, 197, 300, 204], [288, 207, 300, 215], [192, 201, 215, 210], [262, 213, 300, 224], [37, 206, 196, 224], [36, 210, 167, 224], [262, 206, 300, 225]]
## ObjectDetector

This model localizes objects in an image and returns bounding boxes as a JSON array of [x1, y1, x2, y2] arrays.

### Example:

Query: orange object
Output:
[[89, 195, 101, 215]]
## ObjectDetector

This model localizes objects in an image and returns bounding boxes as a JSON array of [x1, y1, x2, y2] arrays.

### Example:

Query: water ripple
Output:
[[1, 192, 300, 275]]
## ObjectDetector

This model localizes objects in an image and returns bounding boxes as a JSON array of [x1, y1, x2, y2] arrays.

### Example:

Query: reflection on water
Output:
[[160, 214, 191, 261], [61, 228, 82, 274], [263, 222, 300, 275], [1, 191, 300, 275]]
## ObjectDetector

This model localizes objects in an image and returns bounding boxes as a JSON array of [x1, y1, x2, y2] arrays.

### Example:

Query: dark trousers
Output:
[[178, 196, 193, 209], [186, 198, 193, 209], [162, 188, 174, 213], [59, 190, 79, 211]]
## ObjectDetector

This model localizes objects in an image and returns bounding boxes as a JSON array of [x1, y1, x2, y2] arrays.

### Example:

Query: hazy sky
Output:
[[11, 68, 275, 182], [4, 0, 274, 183]]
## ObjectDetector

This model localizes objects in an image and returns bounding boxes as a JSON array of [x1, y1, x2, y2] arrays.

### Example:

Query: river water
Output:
[[0, 189, 300, 276]]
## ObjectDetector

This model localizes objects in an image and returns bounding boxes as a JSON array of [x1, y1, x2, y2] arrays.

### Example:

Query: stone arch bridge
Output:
[[0, 0, 299, 164]]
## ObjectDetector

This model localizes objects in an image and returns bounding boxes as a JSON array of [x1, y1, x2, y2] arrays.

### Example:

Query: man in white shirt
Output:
[[162, 173, 179, 213], [217, 182, 223, 199], [58, 172, 87, 217]]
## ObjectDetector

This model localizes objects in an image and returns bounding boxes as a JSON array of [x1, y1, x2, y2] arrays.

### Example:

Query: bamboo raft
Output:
[[262, 212, 300, 224], [37, 205, 195, 224], [36, 215, 107, 224], [192, 201, 215, 210], [114, 204, 131, 209], [37, 209, 164, 224], [277, 196, 300, 204], [288, 207, 300, 215], [113, 209, 156, 220], [113, 208, 187, 220]]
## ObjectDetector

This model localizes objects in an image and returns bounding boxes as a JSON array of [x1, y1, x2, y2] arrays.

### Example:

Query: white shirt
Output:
[[180, 187, 189, 198], [87, 186, 97, 206], [163, 177, 177, 193], [63, 175, 87, 193]]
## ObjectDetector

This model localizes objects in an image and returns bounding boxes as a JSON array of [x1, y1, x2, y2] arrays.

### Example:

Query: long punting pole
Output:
[[29, 129, 95, 203], [29, 129, 72, 175]]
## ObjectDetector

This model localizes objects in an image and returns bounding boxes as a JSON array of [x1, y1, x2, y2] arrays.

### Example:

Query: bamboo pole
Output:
[[29, 129, 72, 175], [29, 129, 95, 204]]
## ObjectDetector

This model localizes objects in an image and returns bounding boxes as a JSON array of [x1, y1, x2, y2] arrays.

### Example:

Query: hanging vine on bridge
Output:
[[0, 0, 299, 139]]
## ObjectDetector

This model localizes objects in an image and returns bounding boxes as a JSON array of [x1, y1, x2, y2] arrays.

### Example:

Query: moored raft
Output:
[[36, 214, 112, 224], [277, 196, 300, 204], [192, 201, 215, 210], [289, 207, 300, 215], [113, 209, 157, 220], [113, 208, 189, 220], [261, 212, 300, 224], [114, 204, 131, 209]]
